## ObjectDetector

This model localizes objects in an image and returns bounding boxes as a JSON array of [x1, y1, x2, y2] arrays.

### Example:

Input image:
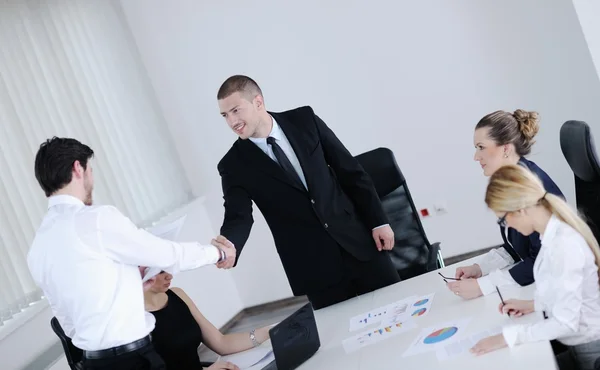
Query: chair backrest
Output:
[[50, 317, 84, 370], [355, 147, 432, 279], [560, 121, 600, 242]]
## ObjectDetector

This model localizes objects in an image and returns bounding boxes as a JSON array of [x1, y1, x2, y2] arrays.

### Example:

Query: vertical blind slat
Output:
[[0, 0, 192, 326]]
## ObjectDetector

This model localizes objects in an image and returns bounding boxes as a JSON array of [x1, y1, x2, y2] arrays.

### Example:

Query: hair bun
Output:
[[513, 109, 540, 142]]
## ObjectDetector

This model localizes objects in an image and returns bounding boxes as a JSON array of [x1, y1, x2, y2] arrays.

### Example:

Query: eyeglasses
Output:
[[497, 213, 508, 228]]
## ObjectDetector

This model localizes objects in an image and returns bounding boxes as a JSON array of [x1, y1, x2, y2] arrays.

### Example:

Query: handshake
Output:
[[211, 235, 237, 269]]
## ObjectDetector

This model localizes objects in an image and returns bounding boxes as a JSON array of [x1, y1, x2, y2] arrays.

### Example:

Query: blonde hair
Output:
[[486, 165, 600, 278]]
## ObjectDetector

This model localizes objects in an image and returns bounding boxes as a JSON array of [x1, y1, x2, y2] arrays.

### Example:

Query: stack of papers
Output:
[[436, 325, 502, 361], [348, 293, 436, 332], [219, 345, 274, 369], [342, 293, 436, 353]]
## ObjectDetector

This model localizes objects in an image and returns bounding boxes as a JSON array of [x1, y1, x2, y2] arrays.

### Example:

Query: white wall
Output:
[[119, 0, 600, 308], [573, 0, 600, 83]]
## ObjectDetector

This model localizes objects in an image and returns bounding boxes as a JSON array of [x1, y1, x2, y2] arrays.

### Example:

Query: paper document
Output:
[[436, 326, 502, 361], [384, 293, 435, 326], [245, 351, 276, 370], [349, 295, 417, 331], [402, 318, 472, 357], [219, 345, 274, 369], [343, 319, 417, 354], [141, 215, 187, 282]]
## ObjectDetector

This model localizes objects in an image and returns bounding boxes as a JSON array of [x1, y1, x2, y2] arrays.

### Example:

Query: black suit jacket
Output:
[[217, 106, 388, 295]]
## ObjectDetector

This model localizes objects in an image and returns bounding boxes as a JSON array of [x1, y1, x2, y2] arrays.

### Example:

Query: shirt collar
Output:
[[248, 115, 283, 145], [48, 194, 85, 209], [540, 214, 559, 244]]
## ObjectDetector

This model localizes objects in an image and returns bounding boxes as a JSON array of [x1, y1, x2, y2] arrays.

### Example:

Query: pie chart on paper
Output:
[[423, 327, 458, 344], [413, 299, 429, 306], [412, 308, 427, 317]]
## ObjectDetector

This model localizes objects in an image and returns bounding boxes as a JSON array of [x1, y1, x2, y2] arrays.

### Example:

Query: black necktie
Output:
[[267, 137, 304, 189]]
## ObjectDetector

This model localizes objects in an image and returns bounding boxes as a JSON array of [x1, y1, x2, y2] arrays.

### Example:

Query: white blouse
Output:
[[503, 215, 600, 347]]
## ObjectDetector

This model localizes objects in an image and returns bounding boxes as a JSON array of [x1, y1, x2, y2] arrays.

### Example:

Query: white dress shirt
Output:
[[502, 215, 600, 347], [476, 236, 520, 296], [27, 195, 221, 351], [250, 116, 387, 230]]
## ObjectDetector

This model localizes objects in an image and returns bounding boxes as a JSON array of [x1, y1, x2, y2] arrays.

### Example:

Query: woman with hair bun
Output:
[[447, 110, 564, 299]]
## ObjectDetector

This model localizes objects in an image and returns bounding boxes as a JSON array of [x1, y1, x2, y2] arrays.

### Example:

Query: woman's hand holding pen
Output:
[[455, 264, 483, 279], [498, 299, 534, 317]]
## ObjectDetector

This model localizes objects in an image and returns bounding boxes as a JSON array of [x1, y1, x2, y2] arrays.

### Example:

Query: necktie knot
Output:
[[267, 136, 276, 145]]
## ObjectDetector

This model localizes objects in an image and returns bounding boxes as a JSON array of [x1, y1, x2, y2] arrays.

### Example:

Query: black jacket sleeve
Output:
[[312, 110, 388, 229], [218, 163, 254, 264]]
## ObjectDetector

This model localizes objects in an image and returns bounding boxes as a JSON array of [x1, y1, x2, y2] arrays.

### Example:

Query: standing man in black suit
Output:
[[215, 75, 401, 309]]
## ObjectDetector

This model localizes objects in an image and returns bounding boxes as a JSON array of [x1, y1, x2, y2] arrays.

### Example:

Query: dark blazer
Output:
[[502, 157, 564, 286], [217, 106, 388, 295]]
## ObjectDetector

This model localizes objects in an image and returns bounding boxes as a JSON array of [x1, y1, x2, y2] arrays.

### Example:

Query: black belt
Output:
[[84, 335, 152, 359]]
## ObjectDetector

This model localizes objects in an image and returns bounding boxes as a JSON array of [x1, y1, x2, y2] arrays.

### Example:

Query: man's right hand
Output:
[[212, 235, 236, 269], [455, 264, 482, 279]]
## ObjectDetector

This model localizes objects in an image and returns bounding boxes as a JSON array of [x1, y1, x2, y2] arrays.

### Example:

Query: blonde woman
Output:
[[470, 165, 600, 370]]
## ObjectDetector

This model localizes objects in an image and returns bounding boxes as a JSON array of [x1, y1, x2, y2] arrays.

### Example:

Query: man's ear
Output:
[[254, 94, 265, 110], [72, 160, 84, 179]]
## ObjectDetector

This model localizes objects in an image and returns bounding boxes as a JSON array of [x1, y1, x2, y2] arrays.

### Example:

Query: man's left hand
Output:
[[372, 225, 394, 251], [446, 279, 483, 300]]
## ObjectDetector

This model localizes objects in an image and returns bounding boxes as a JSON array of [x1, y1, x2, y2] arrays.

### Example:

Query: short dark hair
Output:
[[475, 109, 540, 156], [34, 137, 94, 197], [217, 75, 263, 101]]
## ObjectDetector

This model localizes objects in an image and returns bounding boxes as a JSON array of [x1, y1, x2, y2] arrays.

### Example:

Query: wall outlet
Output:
[[434, 202, 448, 216]]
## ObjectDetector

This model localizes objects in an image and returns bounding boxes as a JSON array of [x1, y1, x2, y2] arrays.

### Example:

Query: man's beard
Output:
[[83, 187, 93, 206]]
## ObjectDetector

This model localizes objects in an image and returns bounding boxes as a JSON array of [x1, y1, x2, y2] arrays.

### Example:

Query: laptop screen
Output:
[[268, 302, 320, 370]]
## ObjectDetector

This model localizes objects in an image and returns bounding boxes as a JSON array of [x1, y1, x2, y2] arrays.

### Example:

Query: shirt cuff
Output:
[[477, 275, 496, 296], [534, 299, 545, 313], [205, 245, 221, 264], [477, 261, 492, 276], [502, 325, 522, 348], [372, 224, 389, 230]]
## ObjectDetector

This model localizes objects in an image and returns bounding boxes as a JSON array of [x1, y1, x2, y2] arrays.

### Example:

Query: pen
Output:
[[496, 286, 511, 318], [438, 272, 460, 282]]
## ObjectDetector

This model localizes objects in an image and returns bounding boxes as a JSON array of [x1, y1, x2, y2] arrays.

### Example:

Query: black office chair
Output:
[[50, 317, 84, 370], [355, 147, 444, 280], [560, 120, 600, 242], [51, 316, 214, 368]]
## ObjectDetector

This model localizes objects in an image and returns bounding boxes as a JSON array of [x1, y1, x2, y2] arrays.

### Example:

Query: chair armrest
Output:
[[427, 242, 443, 271]]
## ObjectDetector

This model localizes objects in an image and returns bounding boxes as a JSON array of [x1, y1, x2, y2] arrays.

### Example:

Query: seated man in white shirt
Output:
[[27, 137, 236, 370]]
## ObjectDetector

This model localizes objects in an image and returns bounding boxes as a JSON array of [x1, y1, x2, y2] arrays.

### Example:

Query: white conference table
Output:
[[293, 258, 557, 370]]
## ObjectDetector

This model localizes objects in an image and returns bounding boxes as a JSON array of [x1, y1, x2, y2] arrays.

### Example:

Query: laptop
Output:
[[262, 302, 321, 370]]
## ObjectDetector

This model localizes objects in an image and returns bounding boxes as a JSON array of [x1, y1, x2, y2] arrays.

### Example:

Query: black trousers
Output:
[[307, 246, 400, 310], [83, 343, 166, 370]]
